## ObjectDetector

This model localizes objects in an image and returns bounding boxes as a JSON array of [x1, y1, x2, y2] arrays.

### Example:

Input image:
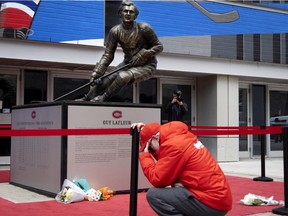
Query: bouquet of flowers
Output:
[[98, 186, 113, 200], [55, 179, 86, 204], [85, 187, 113, 202], [241, 193, 284, 206]]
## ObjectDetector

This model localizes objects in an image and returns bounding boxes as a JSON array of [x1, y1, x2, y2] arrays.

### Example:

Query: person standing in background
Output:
[[166, 90, 188, 122]]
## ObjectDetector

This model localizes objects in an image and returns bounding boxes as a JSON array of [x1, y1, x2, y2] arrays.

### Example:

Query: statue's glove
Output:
[[130, 49, 153, 67], [90, 63, 107, 86], [92, 78, 103, 86]]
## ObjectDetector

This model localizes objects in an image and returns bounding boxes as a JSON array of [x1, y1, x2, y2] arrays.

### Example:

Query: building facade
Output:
[[1, 0, 288, 164]]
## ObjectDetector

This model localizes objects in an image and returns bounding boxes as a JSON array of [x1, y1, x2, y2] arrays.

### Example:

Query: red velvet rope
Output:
[[190, 126, 282, 136], [0, 125, 282, 137], [0, 128, 131, 137], [0, 125, 11, 129]]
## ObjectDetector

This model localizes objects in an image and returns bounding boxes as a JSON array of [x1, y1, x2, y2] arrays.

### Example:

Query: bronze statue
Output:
[[76, 1, 163, 102]]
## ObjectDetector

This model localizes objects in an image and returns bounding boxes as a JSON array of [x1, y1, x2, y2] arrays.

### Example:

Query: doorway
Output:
[[0, 71, 19, 165], [252, 85, 267, 156], [160, 79, 195, 126]]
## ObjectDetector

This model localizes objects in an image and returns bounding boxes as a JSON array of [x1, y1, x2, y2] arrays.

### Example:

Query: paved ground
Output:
[[0, 157, 286, 215], [218, 157, 284, 182], [218, 158, 285, 216]]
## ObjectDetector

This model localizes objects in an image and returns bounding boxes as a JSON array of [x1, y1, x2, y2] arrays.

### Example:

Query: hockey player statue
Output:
[[76, 1, 163, 102]]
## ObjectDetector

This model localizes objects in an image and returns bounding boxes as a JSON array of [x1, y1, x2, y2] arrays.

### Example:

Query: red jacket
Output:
[[139, 121, 232, 211]]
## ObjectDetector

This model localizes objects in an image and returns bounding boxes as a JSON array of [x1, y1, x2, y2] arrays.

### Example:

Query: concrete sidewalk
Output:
[[219, 157, 284, 182], [0, 158, 286, 216]]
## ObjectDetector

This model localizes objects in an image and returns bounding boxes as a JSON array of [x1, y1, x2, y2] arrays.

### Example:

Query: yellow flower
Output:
[[99, 187, 113, 200]]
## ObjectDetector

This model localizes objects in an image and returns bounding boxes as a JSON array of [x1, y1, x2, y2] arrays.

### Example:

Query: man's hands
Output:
[[130, 49, 152, 66], [131, 122, 145, 132], [131, 123, 148, 153], [171, 97, 183, 105]]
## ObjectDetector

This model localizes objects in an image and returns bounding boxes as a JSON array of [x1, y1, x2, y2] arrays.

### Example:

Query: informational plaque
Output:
[[67, 105, 161, 192], [11, 105, 62, 194]]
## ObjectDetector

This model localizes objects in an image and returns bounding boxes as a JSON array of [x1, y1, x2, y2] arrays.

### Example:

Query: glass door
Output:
[[160, 79, 195, 126], [0, 70, 19, 165], [269, 89, 288, 157], [239, 87, 250, 158], [252, 85, 267, 157]]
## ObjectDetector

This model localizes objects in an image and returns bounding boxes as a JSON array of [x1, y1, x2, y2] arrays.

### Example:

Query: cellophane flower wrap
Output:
[[55, 179, 86, 204], [241, 193, 284, 206]]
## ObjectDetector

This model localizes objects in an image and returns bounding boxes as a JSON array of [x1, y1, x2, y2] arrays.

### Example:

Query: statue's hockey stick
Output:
[[187, 0, 239, 23], [54, 64, 130, 101]]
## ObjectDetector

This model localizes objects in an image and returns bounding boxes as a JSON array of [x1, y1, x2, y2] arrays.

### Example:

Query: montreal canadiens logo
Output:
[[112, 110, 122, 119], [31, 111, 36, 119]]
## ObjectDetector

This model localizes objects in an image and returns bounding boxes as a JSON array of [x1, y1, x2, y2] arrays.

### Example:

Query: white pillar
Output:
[[197, 75, 239, 161]]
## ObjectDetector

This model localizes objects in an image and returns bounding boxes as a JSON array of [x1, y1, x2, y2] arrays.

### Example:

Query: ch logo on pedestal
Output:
[[112, 110, 122, 119], [31, 111, 36, 119]]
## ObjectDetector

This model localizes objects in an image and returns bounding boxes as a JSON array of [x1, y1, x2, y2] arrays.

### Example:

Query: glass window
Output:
[[24, 70, 47, 104], [162, 84, 191, 125], [0, 74, 16, 160], [252, 85, 266, 156], [0, 74, 17, 112], [139, 78, 157, 104], [110, 85, 133, 103], [239, 88, 248, 151], [253, 34, 261, 62], [285, 33, 288, 64], [269, 90, 288, 151], [54, 77, 133, 103], [273, 34, 281, 63], [54, 77, 90, 101], [237, 34, 244, 60]]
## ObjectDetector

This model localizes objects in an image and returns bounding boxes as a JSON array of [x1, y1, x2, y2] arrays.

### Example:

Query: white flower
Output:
[[241, 193, 284, 206], [86, 188, 102, 202], [242, 193, 258, 205]]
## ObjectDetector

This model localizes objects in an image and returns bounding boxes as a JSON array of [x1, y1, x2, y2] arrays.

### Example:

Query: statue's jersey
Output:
[[99, 22, 163, 66]]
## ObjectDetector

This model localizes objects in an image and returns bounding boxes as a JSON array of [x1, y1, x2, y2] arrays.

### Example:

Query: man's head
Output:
[[140, 122, 160, 152], [118, 1, 139, 23], [173, 90, 183, 101]]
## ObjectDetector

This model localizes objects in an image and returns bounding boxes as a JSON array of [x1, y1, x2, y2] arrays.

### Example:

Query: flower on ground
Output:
[[241, 193, 284, 206], [59, 186, 73, 203]]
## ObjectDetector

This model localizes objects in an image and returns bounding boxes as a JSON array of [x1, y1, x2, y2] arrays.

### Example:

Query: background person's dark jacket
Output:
[[166, 100, 188, 122]]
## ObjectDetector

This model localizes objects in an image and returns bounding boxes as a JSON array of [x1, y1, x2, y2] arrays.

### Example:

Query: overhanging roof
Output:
[[0, 38, 288, 82]]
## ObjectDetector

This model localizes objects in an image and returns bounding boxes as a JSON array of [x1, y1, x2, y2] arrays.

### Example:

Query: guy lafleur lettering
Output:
[[103, 120, 131, 125]]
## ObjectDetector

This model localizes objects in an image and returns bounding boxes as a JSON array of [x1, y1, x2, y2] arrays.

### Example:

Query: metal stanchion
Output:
[[129, 128, 139, 216], [253, 126, 273, 182], [272, 126, 288, 215]]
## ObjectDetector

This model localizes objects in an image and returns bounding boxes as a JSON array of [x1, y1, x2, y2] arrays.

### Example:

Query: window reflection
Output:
[[54, 77, 133, 103], [24, 70, 47, 104], [239, 88, 248, 151], [269, 90, 288, 151], [139, 78, 157, 104], [0, 74, 17, 113], [54, 77, 90, 101]]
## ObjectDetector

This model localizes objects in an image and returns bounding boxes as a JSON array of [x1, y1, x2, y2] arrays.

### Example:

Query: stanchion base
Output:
[[253, 176, 273, 182], [272, 206, 288, 215]]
